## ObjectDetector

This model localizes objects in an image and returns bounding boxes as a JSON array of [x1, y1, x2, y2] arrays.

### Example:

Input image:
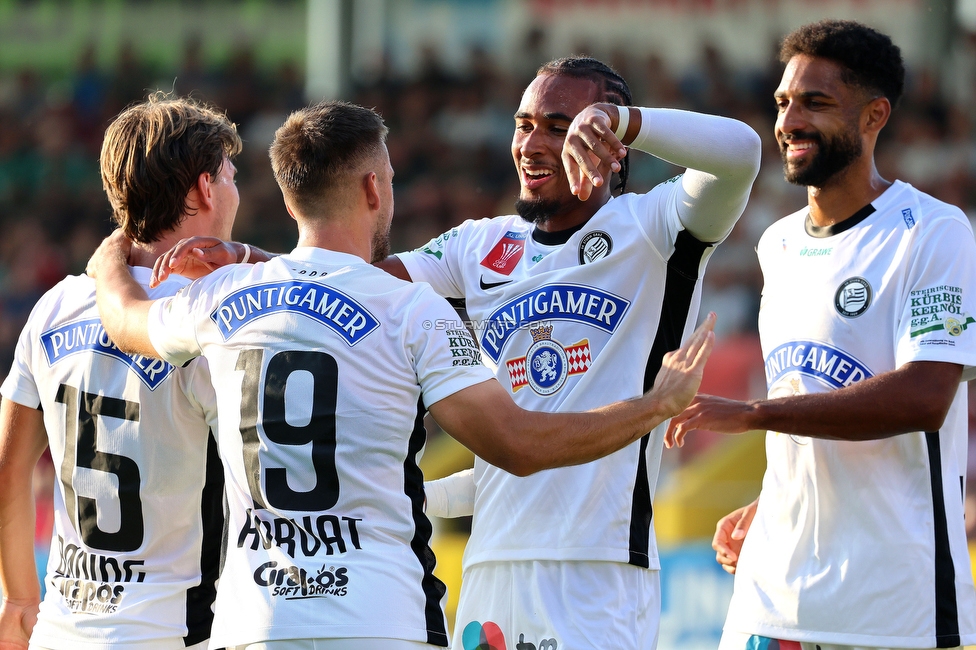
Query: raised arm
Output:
[[0, 400, 48, 649], [666, 360, 962, 448], [563, 104, 762, 242], [429, 313, 715, 476], [86, 231, 160, 359]]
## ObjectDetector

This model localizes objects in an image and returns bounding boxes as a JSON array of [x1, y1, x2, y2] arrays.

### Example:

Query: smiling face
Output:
[[511, 73, 604, 224], [774, 54, 869, 188]]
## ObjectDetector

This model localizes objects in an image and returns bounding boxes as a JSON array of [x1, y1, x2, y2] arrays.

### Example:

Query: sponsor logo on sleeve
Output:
[[446, 328, 483, 366], [578, 231, 612, 264], [480, 231, 527, 275], [40, 319, 174, 390], [834, 277, 872, 317], [418, 227, 459, 260], [902, 208, 916, 228], [764, 340, 874, 391], [478, 283, 629, 363], [909, 285, 974, 339], [210, 281, 378, 345]]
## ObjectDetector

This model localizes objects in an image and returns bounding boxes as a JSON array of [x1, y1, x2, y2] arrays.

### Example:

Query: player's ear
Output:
[[862, 96, 890, 135], [364, 171, 380, 211], [184, 171, 213, 214]]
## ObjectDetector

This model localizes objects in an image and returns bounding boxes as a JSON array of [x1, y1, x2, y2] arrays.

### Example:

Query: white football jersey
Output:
[[1, 268, 223, 650], [726, 180, 976, 647], [398, 180, 717, 570], [145, 247, 494, 648]]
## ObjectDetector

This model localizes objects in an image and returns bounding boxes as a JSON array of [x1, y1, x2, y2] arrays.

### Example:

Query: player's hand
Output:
[[712, 499, 758, 574], [665, 394, 756, 448], [0, 597, 39, 649], [86, 229, 132, 279], [150, 237, 242, 287], [562, 103, 626, 201], [647, 312, 716, 417]]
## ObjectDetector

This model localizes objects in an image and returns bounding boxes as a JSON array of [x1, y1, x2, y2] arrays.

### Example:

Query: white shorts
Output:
[[452, 560, 660, 650], [31, 642, 209, 650], [228, 640, 430, 650], [718, 630, 963, 650]]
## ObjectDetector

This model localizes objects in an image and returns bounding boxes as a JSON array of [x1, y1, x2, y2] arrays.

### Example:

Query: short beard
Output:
[[781, 128, 862, 187], [515, 198, 562, 225], [371, 229, 391, 263]]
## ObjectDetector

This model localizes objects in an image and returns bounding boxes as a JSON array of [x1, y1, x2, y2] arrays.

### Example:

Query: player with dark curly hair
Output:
[[668, 19, 976, 650]]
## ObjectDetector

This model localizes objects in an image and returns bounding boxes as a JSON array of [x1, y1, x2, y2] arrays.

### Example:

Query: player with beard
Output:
[[667, 20, 976, 650], [383, 56, 761, 649]]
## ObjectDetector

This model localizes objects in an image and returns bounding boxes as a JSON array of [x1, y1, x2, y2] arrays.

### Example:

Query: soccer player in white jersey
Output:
[[0, 95, 241, 649], [85, 100, 718, 650], [667, 20, 976, 650], [372, 56, 762, 650]]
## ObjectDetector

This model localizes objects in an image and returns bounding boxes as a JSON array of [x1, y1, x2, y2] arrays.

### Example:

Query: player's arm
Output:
[[150, 237, 276, 287], [666, 360, 962, 447], [86, 230, 160, 359], [424, 468, 475, 518], [374, 256, 412, 281], [563, 104, 762, 241], [429, 314, 715, 476], [0, 399, 48, 649]]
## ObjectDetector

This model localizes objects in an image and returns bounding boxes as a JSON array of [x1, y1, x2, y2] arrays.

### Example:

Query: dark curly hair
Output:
[[100, 92, 241, 243], [537, 56, 633, 195], [779, 20, 904, 108]]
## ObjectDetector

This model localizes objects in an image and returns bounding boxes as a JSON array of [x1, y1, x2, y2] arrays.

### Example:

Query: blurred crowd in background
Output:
[[3, 25, 976, 540]]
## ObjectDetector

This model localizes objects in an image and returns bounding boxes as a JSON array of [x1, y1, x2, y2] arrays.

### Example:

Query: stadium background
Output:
[[0, 0, 974, 646]]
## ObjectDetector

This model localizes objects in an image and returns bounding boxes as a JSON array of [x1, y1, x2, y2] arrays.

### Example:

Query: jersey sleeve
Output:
[[628, 176, 688, 259], [895, 212, 976, 378], [147, 272, 229, 367], [404, 285, 494, 408], [0, 293, 47, 409], [395, 223, 472, 299]]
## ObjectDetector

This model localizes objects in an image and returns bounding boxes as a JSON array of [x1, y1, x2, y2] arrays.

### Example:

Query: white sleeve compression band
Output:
[[424, 468, 476, 518], [628, 108, 762, 242]]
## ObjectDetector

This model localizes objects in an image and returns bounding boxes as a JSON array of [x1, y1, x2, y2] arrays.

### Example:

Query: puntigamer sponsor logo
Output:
[[765, 340, 873, 390], [40, 319, 173, 390], [211, 281, 379, 345], [478, 283, 629, 363], [51, 535, 146, 614]]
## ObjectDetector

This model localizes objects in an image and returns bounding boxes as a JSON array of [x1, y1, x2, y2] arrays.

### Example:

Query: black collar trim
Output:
[[804, 204, 876, 238], [531, 221, 586, 245]]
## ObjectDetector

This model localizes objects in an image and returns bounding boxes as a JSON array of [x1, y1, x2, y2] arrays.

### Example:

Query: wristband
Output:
[[613, 105, 630, 141], [240, 243, 251, 264]]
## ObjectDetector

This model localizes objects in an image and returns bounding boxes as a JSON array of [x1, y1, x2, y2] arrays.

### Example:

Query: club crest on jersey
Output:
[[765, 340, 874, 391], [40, 318, 174, 390], [834, 277, 872, 317], [480, 230, 527, 275], [506, 325, 590, 395], [578, 231, 612, 264], [211, 281, 379, 346], [479, 283, 630, 363]]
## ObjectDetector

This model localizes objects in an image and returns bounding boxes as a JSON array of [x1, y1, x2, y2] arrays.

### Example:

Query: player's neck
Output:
[[806, 158, 891, 228], [534, 194, 609, 233], [128, 234, 187, 269]]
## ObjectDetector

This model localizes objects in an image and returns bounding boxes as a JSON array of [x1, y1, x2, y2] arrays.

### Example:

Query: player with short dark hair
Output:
[[86, 99, 717, 650], [0, 93, 240, 650], [667, 19, 976, 650], [382, 55, 762, 650]]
